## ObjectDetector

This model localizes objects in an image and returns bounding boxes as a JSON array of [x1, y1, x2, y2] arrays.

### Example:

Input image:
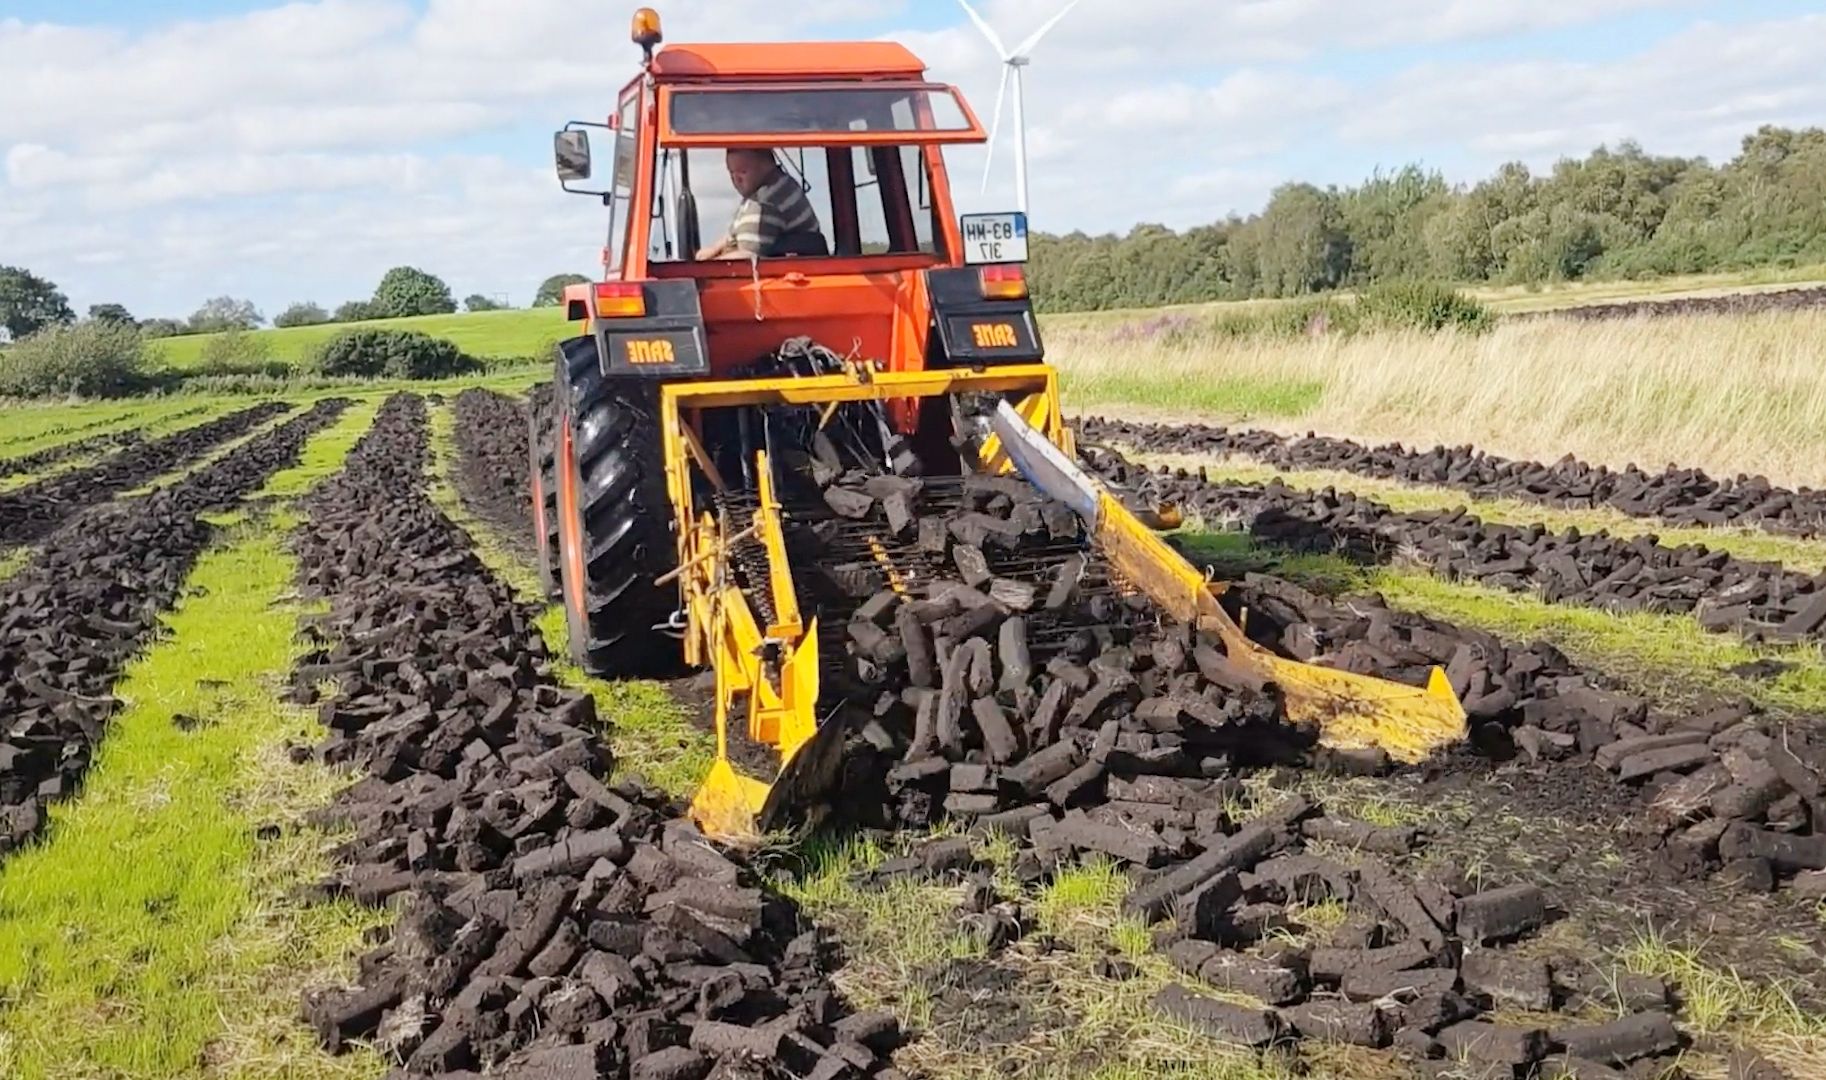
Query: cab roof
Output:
[[648, 42, 928, 81]]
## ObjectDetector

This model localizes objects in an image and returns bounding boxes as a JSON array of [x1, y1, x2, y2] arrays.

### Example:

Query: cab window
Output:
[[649, 144, 935, 263], [853, 145, 937, 256], [666, 85, 973, 137], [604, 93, 638, 275]]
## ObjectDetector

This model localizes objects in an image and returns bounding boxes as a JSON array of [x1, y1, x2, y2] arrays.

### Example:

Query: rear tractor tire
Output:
[[550, 336, 683, 678]]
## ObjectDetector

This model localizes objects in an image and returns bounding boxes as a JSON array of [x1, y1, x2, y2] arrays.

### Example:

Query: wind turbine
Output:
[[956, 0, 1081, 217]]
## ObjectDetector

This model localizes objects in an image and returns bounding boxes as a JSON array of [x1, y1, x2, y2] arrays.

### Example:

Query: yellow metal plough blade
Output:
[[683, 446, 839, 842], [985, 402, 1470, 763], [1224, 641, 1468, 763], [691, 757, 774, 841], [687, 614, 773, 841], [1098, 487, 1468, 762]]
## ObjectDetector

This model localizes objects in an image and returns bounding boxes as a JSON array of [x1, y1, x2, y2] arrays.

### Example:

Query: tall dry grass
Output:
[[1051, 310, 1826, 489]]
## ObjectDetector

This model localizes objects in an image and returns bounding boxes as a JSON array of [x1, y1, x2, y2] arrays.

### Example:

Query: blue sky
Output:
[[5, 1, 1825, 320]]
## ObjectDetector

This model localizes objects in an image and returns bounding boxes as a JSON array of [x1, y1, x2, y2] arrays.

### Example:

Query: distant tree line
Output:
[[1025, 124, 1826, 311], [10, 121, 1826, 341], [0, 265, 546, 345]]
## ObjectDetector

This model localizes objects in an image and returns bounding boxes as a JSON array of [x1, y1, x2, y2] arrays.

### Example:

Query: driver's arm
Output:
[[722, 196, 773, 259]]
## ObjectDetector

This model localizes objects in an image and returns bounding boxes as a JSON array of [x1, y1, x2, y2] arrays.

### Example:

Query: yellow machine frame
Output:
[[656, 365, 1466, 840]]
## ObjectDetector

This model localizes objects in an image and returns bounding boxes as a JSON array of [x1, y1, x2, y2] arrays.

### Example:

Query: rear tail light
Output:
[[594, 282, 646, 318], [978, 265, 1027, 301]]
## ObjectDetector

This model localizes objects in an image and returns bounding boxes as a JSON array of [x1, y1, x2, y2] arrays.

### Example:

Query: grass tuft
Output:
[[1034, 858, 1129, 938], [1287, 897, 1350, 937], [0, 546, 28, 583], [1621, 926, 1826, 1041]]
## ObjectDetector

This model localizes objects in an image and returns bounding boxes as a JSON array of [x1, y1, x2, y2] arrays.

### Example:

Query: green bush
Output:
[[1355, 281, 1493, 333], [1193, 298, 1360, 342], [333, 299, 376, 323], [371, 266, 457, 318], [274, 301, 330, 328], [307, 328, 481, 379], [0, 320, 149, 397], [534, 273, 591, 307], [197, 327, 277, 374], [165, 373, 371, 396], [139, 317, 190, 339]]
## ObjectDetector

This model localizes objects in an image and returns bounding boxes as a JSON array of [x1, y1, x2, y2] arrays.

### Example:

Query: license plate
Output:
[[960, 212, 1028, 265]]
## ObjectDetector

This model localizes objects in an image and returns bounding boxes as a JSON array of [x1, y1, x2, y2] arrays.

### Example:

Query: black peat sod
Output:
[[287, 394, 910, 1078], [0, 400, 295, 547]]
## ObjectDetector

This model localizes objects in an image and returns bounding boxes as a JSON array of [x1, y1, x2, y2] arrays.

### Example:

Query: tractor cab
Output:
[[550, 8, 1039, 390]]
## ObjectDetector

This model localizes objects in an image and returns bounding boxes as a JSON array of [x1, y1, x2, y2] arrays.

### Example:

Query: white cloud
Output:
[[9, 143, 433, 207], [914, 0, 1695, 69], [1341, 15, 1826, 165], [97, 102, 513, 157], [2, 1, 1820, 317]]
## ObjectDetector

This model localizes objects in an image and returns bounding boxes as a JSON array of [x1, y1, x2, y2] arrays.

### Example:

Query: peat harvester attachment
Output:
[[532, 7, 1469, 842]]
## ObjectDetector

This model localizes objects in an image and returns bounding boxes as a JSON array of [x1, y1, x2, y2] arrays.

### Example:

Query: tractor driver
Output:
[[695, 148, 827, 260]]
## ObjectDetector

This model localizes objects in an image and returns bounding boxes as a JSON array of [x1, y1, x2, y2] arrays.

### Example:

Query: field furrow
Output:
[[1140, 453, 1826, 574], [0, 401, 295, 546], [0, 425, 148, 481], [0, 401, 193, 455], [1082, 416, 1826, 542], [0, 403, 237, 495], [1086, 445, 1826, 645], [1540, 285, 1826, 321], [450, 387, 537, 555], [0, 398, 350, 862], [119, 402, 304, 499]]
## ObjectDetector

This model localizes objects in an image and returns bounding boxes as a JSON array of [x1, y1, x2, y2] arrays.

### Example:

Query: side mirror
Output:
[[554, 130, 592, 182]]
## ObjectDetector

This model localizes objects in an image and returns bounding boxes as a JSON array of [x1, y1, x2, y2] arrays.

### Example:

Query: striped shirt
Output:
[[729, 170, 823, 256]]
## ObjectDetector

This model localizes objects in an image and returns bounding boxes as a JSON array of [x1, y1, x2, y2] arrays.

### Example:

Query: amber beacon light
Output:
[[631, 8, 663, 58]]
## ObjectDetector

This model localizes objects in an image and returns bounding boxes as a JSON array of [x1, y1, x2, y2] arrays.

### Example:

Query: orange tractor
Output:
[[529, 9, 1467, 840]]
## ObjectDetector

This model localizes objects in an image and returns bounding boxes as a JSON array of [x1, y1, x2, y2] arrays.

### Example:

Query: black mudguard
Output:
[[925, 267, 1045, 366], [593, 279, 710, 377]]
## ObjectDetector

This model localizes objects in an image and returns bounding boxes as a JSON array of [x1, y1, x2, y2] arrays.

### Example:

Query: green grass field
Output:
[[150, 307, 574, 370], [126, 266, 1826, 496], [145, 260, 1826, 372], [0, 398, 219, 456], [7, 293, 1826, 1078], [0, 409, 390, 1079]]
